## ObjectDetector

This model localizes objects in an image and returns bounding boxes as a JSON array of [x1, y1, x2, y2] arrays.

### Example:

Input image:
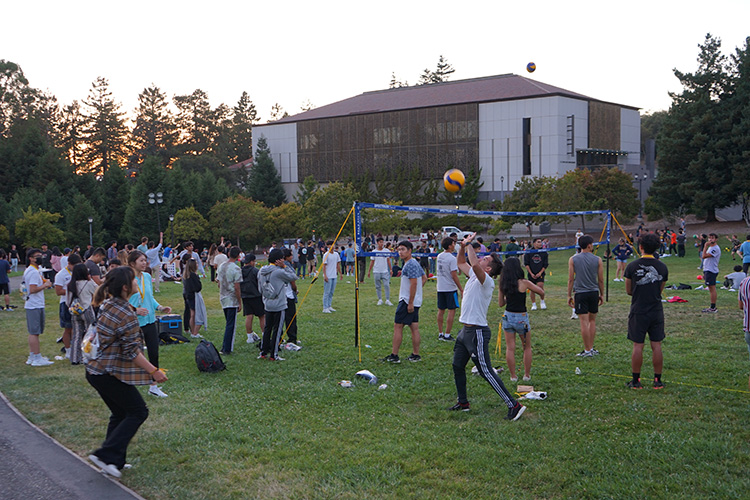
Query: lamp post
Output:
[[633, 172, 647, 219], [169, 214, 175, 249], [88, 217, 93, 247], [500, 176, 505, 204], [148, 192, 164, 233]]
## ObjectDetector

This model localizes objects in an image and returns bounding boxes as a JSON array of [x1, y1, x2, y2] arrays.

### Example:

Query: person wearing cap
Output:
[[505, 236, 521, 254], [240, 253, 265, 344]]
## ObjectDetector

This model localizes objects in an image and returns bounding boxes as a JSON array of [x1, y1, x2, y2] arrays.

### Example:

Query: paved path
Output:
[[0, 392, 144, 500]]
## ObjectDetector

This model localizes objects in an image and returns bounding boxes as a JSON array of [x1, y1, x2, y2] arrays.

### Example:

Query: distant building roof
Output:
[[228, 158, 252, 171], [267, 74, 637, 125]]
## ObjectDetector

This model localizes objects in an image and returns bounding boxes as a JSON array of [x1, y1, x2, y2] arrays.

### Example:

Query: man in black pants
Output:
[[282, 248, 301, 349], [449, 232, 526, 421]]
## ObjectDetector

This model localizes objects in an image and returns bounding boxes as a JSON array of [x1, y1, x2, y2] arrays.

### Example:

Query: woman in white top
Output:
[[66, 263, 99, 365]]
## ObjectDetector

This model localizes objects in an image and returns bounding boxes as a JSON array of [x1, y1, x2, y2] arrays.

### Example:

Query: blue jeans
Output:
[[323, 278, 337, 309], [222, 307, 237, 353], [374, 272, 390, 301]]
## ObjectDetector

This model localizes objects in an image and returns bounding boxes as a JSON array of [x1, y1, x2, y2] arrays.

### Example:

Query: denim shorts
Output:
[[501, 311, 530, 335]]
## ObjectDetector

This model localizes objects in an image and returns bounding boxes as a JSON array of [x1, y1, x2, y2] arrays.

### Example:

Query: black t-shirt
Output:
[[623, 257, 668, 314], [524, 251, 548, 276], [676, 234, 686, 246]]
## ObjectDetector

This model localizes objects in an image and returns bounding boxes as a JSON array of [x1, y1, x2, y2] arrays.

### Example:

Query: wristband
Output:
[[149, 368, 159, 375]]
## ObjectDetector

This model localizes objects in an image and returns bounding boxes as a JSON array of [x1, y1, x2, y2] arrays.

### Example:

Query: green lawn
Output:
[[1, 248, 749, 499]]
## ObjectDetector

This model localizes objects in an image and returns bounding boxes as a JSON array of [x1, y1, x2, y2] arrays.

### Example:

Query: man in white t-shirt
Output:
[[367, 237, 393, 306], [436, 237, 463, 342], [23, 249, 54, 366], [701, 233, 721, 313], [54, 254, 81, 359], [449, 233, 525, 421], [321, 241, 342, 313]]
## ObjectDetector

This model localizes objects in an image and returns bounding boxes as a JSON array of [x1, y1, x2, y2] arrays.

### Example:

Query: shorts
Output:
[[527, 273, 545, 284], [26, 308, 45, 335], [437, 291, 459, 310], [0, 283, 9, 295], [183, 294, 196, 310], [704, 271, 718, 287], [394, 300, 419, 325], [501, 311, 530, 335], [616, 258, 628, 264], [59, 302, 72, 328], [242, 296, 266, 317], [574, 291, 600, 315], [628, 311, 665, 343]]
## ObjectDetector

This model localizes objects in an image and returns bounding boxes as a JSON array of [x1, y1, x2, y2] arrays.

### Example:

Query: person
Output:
[[181, 257, 203, 339], [282, 248, 301, 348], [86, 247, 106, 285], [676, 229, 687, 258], [66, 263, 98, 365], [567, 235, 604, 357], [213, 245, 228, 278], [724, 265, 746, 291], [488, 238, 502, 253], [368, 237, 393, 306], [298, 240, 308, 278], [738, 274, 750, 391], [207, 244, 218, 282], [178, 241, 206, 277], [498, 257, 544, 382], [217, 247, 243, 355], [346, 243, 356, 276], [505, 236, 520, 254], [321, 241, 341, 313], [0, 249, 13, 311], [10, 244, 19, 272], [624, 233, 668, 389], [23, 249, 54, 366], [574, 229, 584, 252], [107, 241, 118, 263], [144, 233, 163, 292], [54, 253, 82, 359], [436, 237, 463, 342], [39, 243, 53, 280], [108, 259, 122, 272], [612, 238, 634, 282], [85, 266, 168, 478], [739, 234, 750, 275], [727, 234, 741, 260], [128, 251, 172, 397], [449, 232, 526, 420], [137, 237, 148, 254], [697, 234, 707, 270], [383, 240, 427, 363], [240, 253, 264, 344], [258, 248, 297, 360], [701, 233, 721, 313], [524, 237, 548, 310]]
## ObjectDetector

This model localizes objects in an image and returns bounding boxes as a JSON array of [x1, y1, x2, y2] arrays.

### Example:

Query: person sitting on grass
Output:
[[723, 265, 746, 291], [449, 232, 526, 421], [624, 233, 668, 389]]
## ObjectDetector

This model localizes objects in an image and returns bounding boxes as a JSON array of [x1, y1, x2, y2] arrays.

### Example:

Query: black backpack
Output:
[[195, 340, 226, 373]]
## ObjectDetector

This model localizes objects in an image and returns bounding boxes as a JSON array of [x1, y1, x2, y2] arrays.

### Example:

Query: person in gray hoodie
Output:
[[259, 248, 298, 360]]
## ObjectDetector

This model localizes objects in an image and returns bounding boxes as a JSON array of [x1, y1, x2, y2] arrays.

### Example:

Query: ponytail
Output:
[[93, 266, 135, 306]]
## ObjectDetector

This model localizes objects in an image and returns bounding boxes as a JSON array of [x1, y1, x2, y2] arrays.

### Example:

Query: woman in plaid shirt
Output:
[[85, 266, 168, 478]]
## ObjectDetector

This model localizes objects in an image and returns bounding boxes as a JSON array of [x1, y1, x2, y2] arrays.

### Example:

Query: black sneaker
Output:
[[448, 401, 470, 411], [653, 378, 665, 389], [407, 353, 422, 362], [701, 307, 718, 313], [505, 402, 526, 421], [383, 353, 400, 363], [627, 379, 643, 389]]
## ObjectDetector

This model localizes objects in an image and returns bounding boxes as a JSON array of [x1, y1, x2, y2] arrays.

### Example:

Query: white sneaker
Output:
[[271, 355, 285, 361], [571, 312, 579, 320], [531, 303, 537, 311], [247, 332, 261, 343], [322, 308, 331, 313], [329, 307, 336, 312], [377, 299, 383, 306], [89, 454, 122, 479], [30, 356, 54, 367], [522, 375, 531, 382], [190, 333, 203, 339], [540, 301, 547, 310], [148, 386, 168, 398], [510, 377, 518, 382], [284, 342, 302, 351], [385, 300, 393, 306], [26, 354, 33, 365], [64, 348, 71, 359]]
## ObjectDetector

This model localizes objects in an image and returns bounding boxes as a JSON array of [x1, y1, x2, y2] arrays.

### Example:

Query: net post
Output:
[[606, 211, 611, 302], [354, 202, 361, 350]]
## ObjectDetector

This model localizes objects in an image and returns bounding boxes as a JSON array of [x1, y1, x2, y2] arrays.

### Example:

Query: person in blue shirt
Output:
[[739, 234, 750, 275], [612, 238, 634, 282]]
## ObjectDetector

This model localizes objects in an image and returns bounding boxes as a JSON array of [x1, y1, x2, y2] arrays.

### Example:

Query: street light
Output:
[[148, 192, 164, 233], [88, 217, 93, 247], [500, 176, 505, 204], [633, 172, 648, 219], [169, 214, 175, 249]]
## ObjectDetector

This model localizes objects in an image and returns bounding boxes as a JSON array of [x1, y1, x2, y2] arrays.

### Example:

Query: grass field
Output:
[[1, 248, 750, 499]]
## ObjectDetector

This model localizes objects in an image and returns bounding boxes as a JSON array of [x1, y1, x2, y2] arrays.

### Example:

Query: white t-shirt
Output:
[[213, 253, 228, 270], [399, 258, 425, 307], [23, 265, 45, 309], [703, 244, 721, 274], [60, 256, 68, 270], [324, 251, 341, 280], [436, 251, 458, 292], [371, 249, 391, 274], [54, 267, 73, 304], [459, 269, 495, 327]]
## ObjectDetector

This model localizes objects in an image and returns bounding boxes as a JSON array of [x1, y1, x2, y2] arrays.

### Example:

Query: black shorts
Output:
[[437, 291, 459, 310], [528, 273, 545, 284], [394, 300, 419, 325], [243, 297, 265, 317], [628, 311, 665, 343], [704, 271, 718, 287], [183, 294, 196, 310], [0, 283, 9, 295], [574, 291, 600, 315]]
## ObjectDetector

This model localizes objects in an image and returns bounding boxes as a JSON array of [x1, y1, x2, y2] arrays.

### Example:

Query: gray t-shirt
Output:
[[572, 252, 601, 293], [436, 252, 458, 292]]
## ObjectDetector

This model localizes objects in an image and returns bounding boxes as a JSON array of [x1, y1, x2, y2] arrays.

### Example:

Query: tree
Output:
[[728, 37, 750, 225], [228, 91, 258, 164], [80, 77, 129, 176], [63, 193, 102, 247], [174, 89, 214, 157], [264, 203, 303, 244], [57, 100, 86, 166], [100, 164, 131, 240], [208, 195, 267, 249], [301, 182, 358, 239], [15, 208, 64, 248], [300, 100, 315, 112], [417, 55, 455, 85], [247, 137, 286, 207], [389, 72, 408, 89], [131, 85, 178, 166], [121, 157, 167, 241], [166, 206, 209, 243], [502, 176, 556, 235], [269, 103, 287, 122], [294, 175, 319, 205]]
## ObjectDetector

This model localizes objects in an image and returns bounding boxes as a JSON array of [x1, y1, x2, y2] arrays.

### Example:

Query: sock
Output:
[[710, 303, 716, 309], [654, 373, 661, 382], [632, 372, 640, 382]]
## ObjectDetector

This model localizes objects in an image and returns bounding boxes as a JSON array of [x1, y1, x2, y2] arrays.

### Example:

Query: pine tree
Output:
[[131, 85, 178, 166], [174, 89, 214, 157], [269, 103, 287, 122], [247, 136, 286, 207], [433, 55, 455, 83], [80, 77, 129, 176], [228, 91, 258, 163], [57, 100, 86, 167]]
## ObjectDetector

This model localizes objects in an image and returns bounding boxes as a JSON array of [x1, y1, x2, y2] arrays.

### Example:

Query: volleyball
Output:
[[443, 169, 465, 193], [527, 62, 536, 73]]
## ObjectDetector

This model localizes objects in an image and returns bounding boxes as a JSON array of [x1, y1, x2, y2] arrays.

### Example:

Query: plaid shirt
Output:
[[85, 296, 152, 386]]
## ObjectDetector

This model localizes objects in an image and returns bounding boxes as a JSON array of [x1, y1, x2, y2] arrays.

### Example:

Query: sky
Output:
[[3, 1, 749, 123]]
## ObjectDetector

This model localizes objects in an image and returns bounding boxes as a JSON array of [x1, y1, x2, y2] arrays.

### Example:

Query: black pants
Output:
[[142, 322, 159, 368], [452, 325, 516, 408], [678, 245, 686, 258], [210, 265, 216, 282], [86, 372, 149, 469], [284, 298, 298, 344], [261, 309, 286, 358]]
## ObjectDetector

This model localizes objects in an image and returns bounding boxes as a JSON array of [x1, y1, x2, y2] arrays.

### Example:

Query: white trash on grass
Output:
[[355, 369, 378, 385]]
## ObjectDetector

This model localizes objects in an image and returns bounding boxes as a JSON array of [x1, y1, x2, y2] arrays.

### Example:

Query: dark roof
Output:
[[265, 74, 636, 125]]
